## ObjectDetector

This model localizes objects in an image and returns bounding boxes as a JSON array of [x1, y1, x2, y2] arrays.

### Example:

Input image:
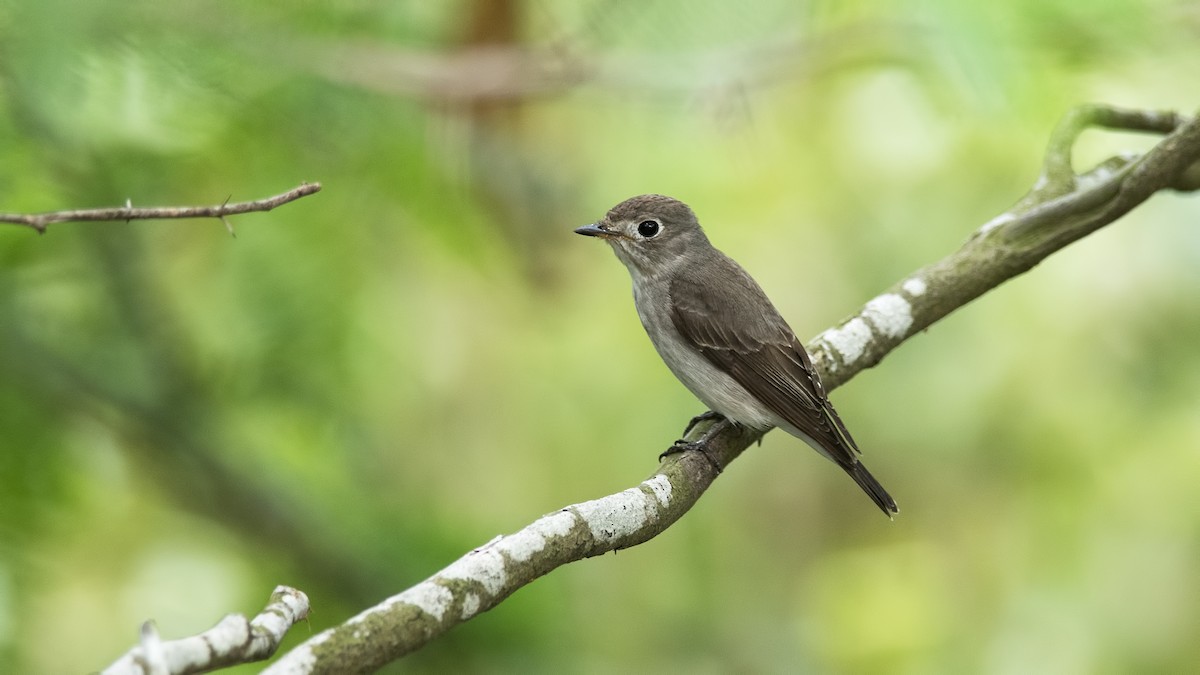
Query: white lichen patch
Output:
[[495, 529, 545, 563], [642, 474, 672, 507], [901, 277, 926, 297], [538, 509, 577, 537], [808, 348, 831, 372], [363, 581, 453, 624], [817, 317, 873, 368], [862, 293, 913, 338], [496, 510, 576, 562], [574, 487, 658, 545], [978, 211, 1015, 235], [461, 592, 481, 620], [439, 546, 507, 596]]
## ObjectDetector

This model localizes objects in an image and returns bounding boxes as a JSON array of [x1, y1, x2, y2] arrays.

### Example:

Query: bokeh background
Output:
[[2, 1, 1200, 673]]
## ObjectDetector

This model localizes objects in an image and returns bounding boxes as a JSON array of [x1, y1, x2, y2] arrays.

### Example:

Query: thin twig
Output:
[[1035, 104, 1188, 203], [0, 182, 322, 234]]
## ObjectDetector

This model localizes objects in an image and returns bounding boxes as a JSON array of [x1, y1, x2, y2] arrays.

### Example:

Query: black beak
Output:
[[574, 222, 609, 237]]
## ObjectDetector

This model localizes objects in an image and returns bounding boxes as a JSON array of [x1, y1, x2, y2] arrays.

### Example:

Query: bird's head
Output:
[[575, 194, 710, 278]]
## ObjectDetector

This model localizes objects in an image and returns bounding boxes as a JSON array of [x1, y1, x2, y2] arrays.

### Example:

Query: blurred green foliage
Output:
[[2, 0, 1199, 672]]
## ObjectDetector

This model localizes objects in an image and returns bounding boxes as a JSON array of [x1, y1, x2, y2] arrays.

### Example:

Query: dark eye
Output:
[[637, 220, 661, 238]]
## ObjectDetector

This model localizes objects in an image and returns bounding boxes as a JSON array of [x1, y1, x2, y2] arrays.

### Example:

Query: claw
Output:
[[681, 410, 724, 437], [659, 413, 732, 473], [659, 439, 722, 473]]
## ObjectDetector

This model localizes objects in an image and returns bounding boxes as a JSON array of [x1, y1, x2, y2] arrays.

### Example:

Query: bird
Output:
[[575, 194, 897, 517]]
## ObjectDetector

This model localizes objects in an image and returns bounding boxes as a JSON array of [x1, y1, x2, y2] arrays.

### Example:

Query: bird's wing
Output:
[[669, 261, 860, 468]]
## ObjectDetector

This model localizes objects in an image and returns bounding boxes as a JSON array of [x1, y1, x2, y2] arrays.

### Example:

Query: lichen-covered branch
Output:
[[0, 182, 322, 234], [101, 585, 310, 675], [812, 104, 1200, 381], [259, 104, 1200, 674], [262, 444, 748, 675]]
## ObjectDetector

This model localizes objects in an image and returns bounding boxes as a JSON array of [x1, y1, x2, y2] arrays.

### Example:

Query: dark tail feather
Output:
[[847, 462, 899, 518]]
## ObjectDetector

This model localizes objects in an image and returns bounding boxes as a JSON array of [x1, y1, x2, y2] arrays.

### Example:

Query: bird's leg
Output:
[[660, 414, 731, 473], [680, 410, 725, 439]]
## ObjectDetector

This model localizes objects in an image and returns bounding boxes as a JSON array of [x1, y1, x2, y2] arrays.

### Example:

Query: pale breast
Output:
[[631, 279, 775, 429]]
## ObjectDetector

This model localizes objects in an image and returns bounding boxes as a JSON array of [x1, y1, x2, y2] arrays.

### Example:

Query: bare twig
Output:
[[1038, 105, 1187, 187], [101, 586, 310, 675], [0, 182, 322, 234], [260, 104, 1200, 675]]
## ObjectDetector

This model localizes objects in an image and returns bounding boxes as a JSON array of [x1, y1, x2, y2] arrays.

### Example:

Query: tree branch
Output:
[[0, 182, 322, 234], [256, 104, 1200, 674], [101, 585, 310, 675]]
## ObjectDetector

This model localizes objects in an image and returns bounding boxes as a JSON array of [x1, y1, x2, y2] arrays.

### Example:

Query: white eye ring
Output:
[[637, 219, 661, 238]]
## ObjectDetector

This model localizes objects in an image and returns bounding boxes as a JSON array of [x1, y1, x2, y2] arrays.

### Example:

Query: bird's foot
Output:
[[681, 410, 725, 438], [659, 439, 722, 473], [659, 414, 731, 473]]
